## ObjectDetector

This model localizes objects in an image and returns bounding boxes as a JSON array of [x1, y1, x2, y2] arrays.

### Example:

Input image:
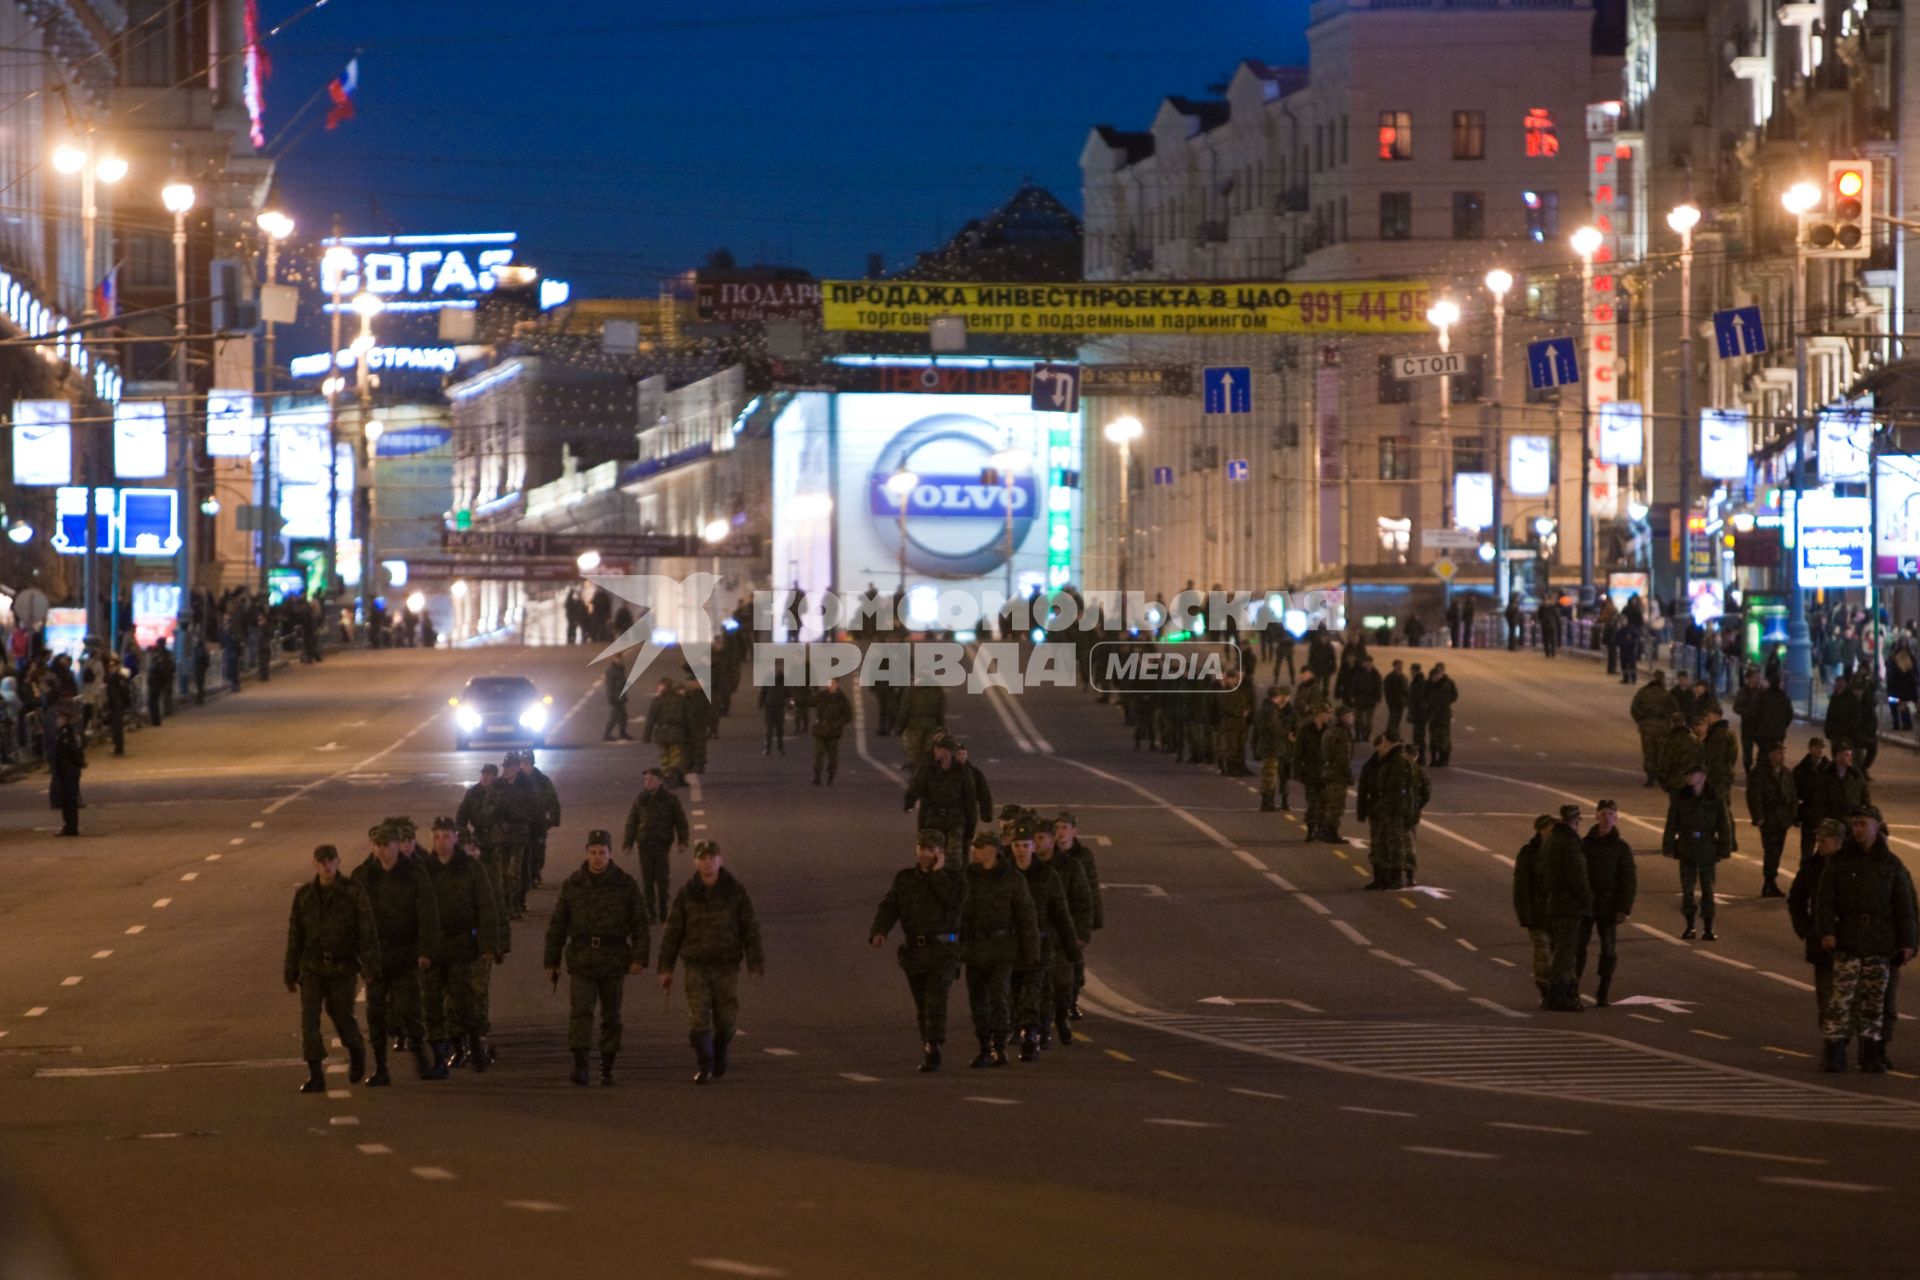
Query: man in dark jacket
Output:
[[1794, 738, 1843, 863], [1349, 656, 1384, 741], [958, 832, 1039, 1069], [1663, 766, 1732, 940], [1035, 825, 1093, 1046], [422, 817, 501, 1080], [284, 844, 377, 1094], [1053, 812, 1102, 1020], [1822, 676, 1861, 766], [1732, 669, 1764, 774], [1577, 800, 1637, 1006], [622, 768, 689, 923], [905, 738, 978, 859], [658, 841, 765, 1084], [1532, 806, 1593, 1011], [602, 656, 633, 741], [1007, 820, 1082, 1062], [810, 675, 852, 785], [1751, 674, 1795, 751], [1382, 660, 1409, 740], [350, 823, 441, 1084], [1747, 741, 1799, 897], [1425, 663, 1459, 767], [1814, 807, 1919, 1071], [1788, 818, 1845, 1038], [953, 741, 992, 827], [1406, 664, 1431, 765], [48, 702, 84, 837], [1511, 816, 1557, 1004], [870, 831, 966, 1072], [546, 829, 648, 1086]]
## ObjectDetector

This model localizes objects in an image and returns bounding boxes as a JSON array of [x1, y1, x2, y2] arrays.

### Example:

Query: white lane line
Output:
[[1425, 916, 1447, 930], [91, 950, 112, 960], [228, 837, 245, 846], [1229, 1087, 1288, 1101], [1759, 1176, 1884, 1193], [204, 854, 222, 862], [1695, 951, 1755, 971], [1092, 835, 1112, 846], [1455, 938, 1480, 952], [1414, 969, 1465, 992], [690, 1260, 789, 1279], [24, 1007, 47, 1018], [1232, 849, 1268, 871], [1490, 1121, 1588, 1136], [1760, 971, 1817, 992], [1264, 871, 1299, 892], [1691, 1029, 1732, 1041], [839, 1073, 880, 1083], [179, 873, 198, 882], [763, 1047, 797, 1057], [326, 1089, 351, 1100], [692, 810, 706, 817], [505, 1200, 570, 1212], [963, 1096, 1021, 1106], [59, 977, 81, 987], [250, 821, 265, 829], [329, 1116, 358, 1127], [1765, 1046, 1815, 1059], [1631, 922, 1688, 947], [1403, 1145, 1500, 1161], [124, 925, 145, 935], [1294, 894, 1331, 916], [693, 824, 709, 831], [1279, 999, 1323, 1013], [1468, 997, 1530, 1019], [1369, 949, 1415, 968], [1418, 817, 1490, 853], [1628, 1013, 1663, 1024], [152, 899, 171, 909], [1694, 1145, 1827, 1166], [1341, 1106, 1415, 1118], [1145, 1118, 1222, 1129], [356, 1143, 390, 1155], [411, 1166, 455, 1180], [1489, 957, 1517, 968], [265, 719, 432, 815], [1328, 920, 1370, 946], [978, 674, 1035, 753]]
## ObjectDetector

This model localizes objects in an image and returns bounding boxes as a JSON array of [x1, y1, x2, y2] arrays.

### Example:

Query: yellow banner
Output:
[[820, 279, 1437, 336]]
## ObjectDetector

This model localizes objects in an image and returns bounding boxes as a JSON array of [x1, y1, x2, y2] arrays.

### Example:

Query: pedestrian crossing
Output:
[[1110, 1010, 1920, 1130]]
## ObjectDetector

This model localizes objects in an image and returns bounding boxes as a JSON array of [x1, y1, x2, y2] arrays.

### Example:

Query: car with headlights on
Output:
[[450, 676, 553, 750]]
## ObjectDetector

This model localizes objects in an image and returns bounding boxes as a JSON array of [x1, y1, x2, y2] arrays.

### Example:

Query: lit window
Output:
[[1452, 111, 1485, 160], [1378, 110, 1412, 161], [1523, 190, 1559, 242], [1524, 108, 1559, 158]]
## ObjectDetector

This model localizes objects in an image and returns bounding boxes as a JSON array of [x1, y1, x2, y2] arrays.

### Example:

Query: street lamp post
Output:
[[988, 448, 1032, 605], [1427, 299, 1461, 530], [1104, 415, 1143, 621], [1782, 180, 1822, 705], [162, 181, 196, 682], [883, 469, 919, 599], [1484, 270, 1512, 602], [351, 290, 384, 636], [256, 210, 294, 595], [1571, 225, 1605, 596], [1668, 203, 1701, 611]]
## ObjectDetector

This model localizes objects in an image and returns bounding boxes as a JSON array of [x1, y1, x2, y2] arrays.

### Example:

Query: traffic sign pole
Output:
[[1677, 220, 1694, 612]]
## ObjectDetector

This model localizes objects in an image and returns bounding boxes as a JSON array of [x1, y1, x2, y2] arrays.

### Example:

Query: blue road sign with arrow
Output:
[[1203, 366, 1252, 414], [1152, 466, 1174, 485], [1526, 337, 1580, 391], [1712, 306, 1767, 358]]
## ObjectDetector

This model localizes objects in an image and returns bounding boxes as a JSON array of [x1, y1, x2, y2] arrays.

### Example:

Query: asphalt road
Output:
[[4, 637, 1919, 1279]]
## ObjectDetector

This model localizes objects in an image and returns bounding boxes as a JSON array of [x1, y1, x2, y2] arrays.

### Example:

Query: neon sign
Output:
[[289, 346, 461, 378], [319, 233, 517, 310]]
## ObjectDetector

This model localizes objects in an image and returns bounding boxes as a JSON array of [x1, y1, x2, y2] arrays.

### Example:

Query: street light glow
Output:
[[161, 182, 196, 214], [450, 579, 470, 599], [702, 518, 732, 544], [882, 469, 919, 498], [351, 291, 385, 318], [988, 448, 1032, 472], [1570, 225, 1603, 258], [94, 155, 127, 184], [791, 493, 835, 520], [6, 522, 33, 544], [1104, 415, 1144, 444], [365, 419, 384, 443], [1667, 203, 1701, 235], [1483, 269, 1513, 297], [51, 144, 85, 174], [1782, 181, 1821, 215], [257, 210, 295, 240], [1426, 298, 1461, 329], [406, 592, 427, 614]]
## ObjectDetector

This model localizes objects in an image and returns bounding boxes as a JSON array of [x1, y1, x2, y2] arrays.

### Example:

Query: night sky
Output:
[[262, 0, 1310, 296]]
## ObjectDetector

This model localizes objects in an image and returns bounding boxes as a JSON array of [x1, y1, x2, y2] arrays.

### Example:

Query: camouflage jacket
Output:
[[284, 876, 378, 985], [423, 850, 502, 963], [659, 869, 765, 972], [544, 861, 649, 976], [350, 853, 441, 975]]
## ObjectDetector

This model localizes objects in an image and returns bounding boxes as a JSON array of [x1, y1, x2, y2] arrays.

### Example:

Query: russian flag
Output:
[[325, 58, 358, 131], [93, 266, 116, 320]]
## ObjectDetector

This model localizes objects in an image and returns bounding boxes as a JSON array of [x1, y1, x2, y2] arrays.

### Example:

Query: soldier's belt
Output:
[[967, 928, 1012, 939], [907, 933, 958, 947], [577, 934, 626, 949]]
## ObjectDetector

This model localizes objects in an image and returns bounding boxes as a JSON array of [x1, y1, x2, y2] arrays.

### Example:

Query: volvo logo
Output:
[[869, 412, 1037, 577]]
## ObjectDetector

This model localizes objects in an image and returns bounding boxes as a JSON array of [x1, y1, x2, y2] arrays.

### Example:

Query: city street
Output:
[[2, 640, 1917, 1278]]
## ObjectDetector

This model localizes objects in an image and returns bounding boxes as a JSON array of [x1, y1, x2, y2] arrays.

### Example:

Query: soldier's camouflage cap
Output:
[[390, 818, 416, 837], [1558, 804, 1582, 823], [313, 844, 340, 861], [369, 822, 391, 841], [1011, 818, 1038, 841], [948, 739, 969, 752], [1816, 818, 1848, 839], [1054, 811, 1076, 827], [997, 804, 1027, 821], [969, 831, 1000, 848], [1850, 804, 1884, 822], [1595, 799, 1618, 813], [1533, 814, 1555, 831], [431, 816, 458, 832], [586, 829, 613, 847], [693, 839, 720, 857]]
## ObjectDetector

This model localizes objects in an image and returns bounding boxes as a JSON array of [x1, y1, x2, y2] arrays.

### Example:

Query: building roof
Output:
[[1094, 125, 1156, 164]]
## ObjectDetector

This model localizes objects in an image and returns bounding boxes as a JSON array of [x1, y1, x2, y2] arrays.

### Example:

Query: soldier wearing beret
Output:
[[870, 830, 965, 1072], [545, 828, 648, 1086]]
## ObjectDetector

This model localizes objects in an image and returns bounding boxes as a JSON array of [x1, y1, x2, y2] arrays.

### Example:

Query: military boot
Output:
[[448, 1038, 469, 1069], [1363, 868, 1388, 890], [1536, 981, 1551, 1010], [1594, 958, 1616, 1008], [1055, 1009, 1074, 1045], [1038, 1021, 1053, 1050], [990, 1032, 1009, 1067], [1545, 982, 1584, 1013], [298, 1061, 326, 1094], [600, 1054, 617, 1086], [969, 1037, 994, 1069], [1701, 923, 1719, 942], [1860, 1039, 1890, 1074], [919, 1041, 942, 1073], [1017, 1029, 1038, 1063], [469, 1034, 490, 1073], [712, 1031, 733, 1080], [366, 1047, 392, 1088], [1680, 912, 1697, 941], [411, 1041, 432, 1080], [347, 1042, 366, 1085], [425, 1041, 451, 1081], [1821, 1039, 1849, 1072], [569, 1049, 590, 1086], [691, 1031, 716, 1084], [1259, 792, 1277, 812]]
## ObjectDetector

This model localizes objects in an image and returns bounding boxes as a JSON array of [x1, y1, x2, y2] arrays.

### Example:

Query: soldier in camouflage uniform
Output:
[[1252, 686, 1296, 813], [904, 737, 977, 860], [645, 677, 691, 784], [1657, 712, 1706, 795], [959, 831, 1039, 1069], [1053, 812, 1102, 1019], [658, 841, 765, 1084], [458, 825, 510, 1068], [284, 844, 377, 1094], [898, 679, 948, 772], [810, 675, 852, 785], [1538, 805, 1594, 1011], [456, 764, 497, 838], [1035, 818, 1092, 1046], [870, 831, 965, 1072], [682, 676, 714, 778], [488, 752, 545, 919], [1424, 663, 1459, 767], [1747, 740, 1798, 897], [1008, 819, 1081, 1062], [524, 750, 562, 889], [1701, 717, 1739, 851], [622, 767, 689, 923], [545, 829, 649, 1086], [350, 821, 440, 1085], [1310, 705, 1355, 844], [1215, 664, 1255, 777], [1510, 815, 1559, 1006], [421, 817, 501, 1080], [1816, 807, 1919, 1071], [1358, 735, 1429, 889], [1629, 670, 1677, 787]]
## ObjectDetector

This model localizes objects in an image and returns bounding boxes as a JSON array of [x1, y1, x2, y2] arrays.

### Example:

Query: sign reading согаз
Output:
[[820, 280, 1436, 335]]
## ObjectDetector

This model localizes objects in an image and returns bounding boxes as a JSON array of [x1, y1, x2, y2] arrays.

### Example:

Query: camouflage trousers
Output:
[[1013, 941, 1056, 1033], [1367, 819, 1414, 876], [901, 948, 959, 1044], [966, 961, 1014, 1038], [1308, 780, 1347, 835], [688, 731, 708, 775], [1354, 707, 1376, 742], [901, 724, 939, 770], [298, 971, 364, 1063], [471, 954, 497, 1035], [683, 963, 740, 1038], [365, 967, 425, 1048], [1049, 944, 1075, 1022], [569, 972, 627, 1055], [1527, 929, 1554, 988], [1259, 754, 1290, 801], [1638, 731, 1663, 778], [1544, 916, 1583, 985], [638, 843, 672, 921], [1678, 862, 1718, 923], [659, 742, 689, 778], [485, 840, 528, 915], [812, 733, 842, 779], [1428, 722, 1452, 762], [422, 958, 485, 1042], [1213, 724, 1248, 771], [1822, 953, 1892, 1041]]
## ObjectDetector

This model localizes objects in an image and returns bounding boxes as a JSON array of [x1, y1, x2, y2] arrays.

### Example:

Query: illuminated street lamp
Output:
[[1103, 416, 1143, 609], [988, 448, 1032, 601], [1427, 298, 1461, 529], [1667, 203, 1701, 607], [1484, 270, 1513, 600], [576, 550, 602, 574], [1570, 225, 1604, 595], [163, 181, 196, 677], [702, 518, 732, 544], [255, 210, 295, 594]]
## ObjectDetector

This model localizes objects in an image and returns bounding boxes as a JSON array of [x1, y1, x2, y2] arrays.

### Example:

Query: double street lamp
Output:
[[1667, 203, 1701, 611], [256, 209, 295, 594], [351, 291, 384, 632], [162, 181, 196, 669], [1571, 224, 1604, 595], [1426, 298, 1460, 529], [1484, 269, 1513, 601]]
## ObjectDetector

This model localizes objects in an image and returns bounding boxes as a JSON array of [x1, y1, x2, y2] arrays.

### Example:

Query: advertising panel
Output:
[[112, 400, 168, 479], [1797, 488, 1870, 589], [1606, 571, 1650, 613], [12, 400, 72, 486], [1453, 472, 1493, 530], [1817, 405, 1873, 484], [131, 582, 179, 648], [1509, 435, 1552, 496], [206, 391, 261, 458], [1700, 409, 1749, 481], [1597, 401, 1643, 466], [1873, 453, 1920, 580]]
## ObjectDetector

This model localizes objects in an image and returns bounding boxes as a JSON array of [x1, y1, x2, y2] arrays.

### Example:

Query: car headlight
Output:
[[455, 706, 483, 732], [518, 704, 548, 732]]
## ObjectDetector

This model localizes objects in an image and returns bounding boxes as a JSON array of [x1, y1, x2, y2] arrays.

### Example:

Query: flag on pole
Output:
[[243, 0, 271, 149], [325, 58, 358, 131], [93, 266, 117, 320]]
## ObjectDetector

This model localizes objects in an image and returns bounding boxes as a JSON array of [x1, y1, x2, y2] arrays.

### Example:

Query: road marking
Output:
[[179, 873, 198, 883], [1628, 1014, 1662, 1024], [1455, 938, 1479, 952], [1694, 1145, 1826, 1165], [1294, 894, 1331, 915], [839, 1073, 880, 1083], [1759, 1176, 1882, 1193], [1692, 1029, 1732, 1041], [1229, 1087, 1288, 1101], [1342, 1106, 1415, 1118], [91, 951, 112, 960], [1631, 922, 1688, 947], [690, 1260, 789, 1278], [1760, 971, 1817, 992], [1369, 950, 1415, 968], [411, 1166, 456, 1180], [325, 1064, 347, 1076], [1145, 1118, 1221, 1128], [1153, 1069, 1196, 1083], [124, 925, 145, 935], [250, 821, 265, 829], [329, 1116, 358, 1127], [762, 1048, 797, 1057], [1489, 957, 1516, 968], [152, 899, 171, 909], [1092, 835, 1112, 846], [1695, 950, 1755, 971], [1105, 1049, 1134, 1063], [1490, 1121, 1588, 1136], [693, 824, 708, 831], [1765, 1046, 1814, 1059], [505, 1200, 570, 1212], [356, 1144, 390, 1155], [1328, 920, 1370, 946], [1414, 969, 1465, 992], [266, 720, 432, 815], [228, 837, 245, 846], [1398, 897, 1417, 909], [1232, 849, 1268, 871], [1263, 871, 1299, 892], [24, 1007, 47, 1018], [1426, 916, 1447, 930], [60, 977, 81, 987], [1418, 816, 1490, 853], [962, 1096, 1021, 1106], [326, 1089, 351, 1100], [1468, 997, 1529, 1019], [1403, 1145, 1499, 1160], [204, 854, 221, 862]]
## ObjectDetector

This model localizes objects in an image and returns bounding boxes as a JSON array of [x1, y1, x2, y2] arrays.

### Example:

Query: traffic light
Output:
[[1806, 160, 1872, 258]]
